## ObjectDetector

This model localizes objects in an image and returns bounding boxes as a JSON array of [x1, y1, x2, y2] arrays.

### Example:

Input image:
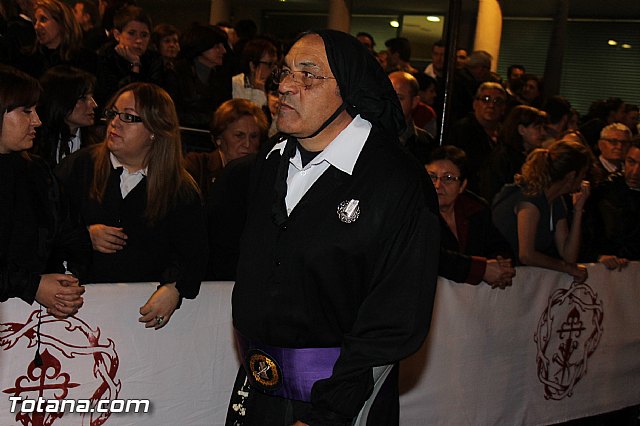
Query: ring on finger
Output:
[[155, 315, 164, 326]]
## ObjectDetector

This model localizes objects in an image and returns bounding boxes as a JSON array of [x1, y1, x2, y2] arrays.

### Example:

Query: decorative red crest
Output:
[[534, 281, 604, 400], [1, 310, 121, 425]]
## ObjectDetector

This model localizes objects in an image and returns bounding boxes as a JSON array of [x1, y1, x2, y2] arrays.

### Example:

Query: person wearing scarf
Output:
[[227, 30, 440, 426]]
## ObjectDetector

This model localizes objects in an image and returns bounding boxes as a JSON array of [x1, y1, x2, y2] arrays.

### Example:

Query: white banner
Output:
[[400, 263, 640, 425], [0, 282, 239, 426], [1, 264, 639, 425]]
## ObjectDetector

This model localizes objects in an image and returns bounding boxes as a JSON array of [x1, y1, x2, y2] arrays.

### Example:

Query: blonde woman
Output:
[[492, 139, 593, 282], [34, 0, 96, 75]]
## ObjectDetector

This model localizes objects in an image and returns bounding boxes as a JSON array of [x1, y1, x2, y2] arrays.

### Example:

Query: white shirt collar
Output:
[[267, 114, 372, 176], [110, 152, 148, 176]]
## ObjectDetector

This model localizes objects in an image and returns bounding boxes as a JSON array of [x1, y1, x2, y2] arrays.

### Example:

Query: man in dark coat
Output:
[[583, 140, 640, 263], [227, 30, 440, 426]]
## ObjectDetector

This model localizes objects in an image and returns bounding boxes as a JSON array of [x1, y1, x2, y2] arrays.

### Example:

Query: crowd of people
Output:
[[1, 1, 639, 424]]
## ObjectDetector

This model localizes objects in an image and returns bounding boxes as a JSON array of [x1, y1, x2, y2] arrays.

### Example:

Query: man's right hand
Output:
[[88, 224, 127, 253], [35, 274, 85, 319]]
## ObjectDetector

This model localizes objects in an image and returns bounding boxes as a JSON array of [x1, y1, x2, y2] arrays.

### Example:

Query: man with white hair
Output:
[[583, 139, 640, 266], [595, 123, 632, 179]]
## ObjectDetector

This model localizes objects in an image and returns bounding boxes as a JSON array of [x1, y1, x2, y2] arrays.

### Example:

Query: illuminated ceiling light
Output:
[[390, 20, 400, 28], [426, 16, 441, 22], [608, 39, 618, 46], [621, 43, 632, 49]]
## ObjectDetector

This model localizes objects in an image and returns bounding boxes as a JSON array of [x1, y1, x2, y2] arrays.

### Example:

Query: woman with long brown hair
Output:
[[57, 82, 208, 329]]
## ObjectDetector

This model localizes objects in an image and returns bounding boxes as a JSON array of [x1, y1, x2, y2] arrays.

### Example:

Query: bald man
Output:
[[389, 71, 437, 164]]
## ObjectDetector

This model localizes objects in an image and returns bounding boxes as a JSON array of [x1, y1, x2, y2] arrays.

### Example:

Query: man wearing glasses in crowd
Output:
[[226, 30, 440, 426], [595, 123, 632, 180], [447, 82, 507, 194]]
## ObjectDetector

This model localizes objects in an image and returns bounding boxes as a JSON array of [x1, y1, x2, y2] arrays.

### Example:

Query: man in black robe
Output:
[[227, 30, 440, 426]]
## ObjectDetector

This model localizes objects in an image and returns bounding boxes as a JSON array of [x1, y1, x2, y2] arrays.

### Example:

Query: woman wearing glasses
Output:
[[56, 82, 208, 329], [426, 146, 514, 287], [232, 38, 278, 107], [34, 65, 98, 166]]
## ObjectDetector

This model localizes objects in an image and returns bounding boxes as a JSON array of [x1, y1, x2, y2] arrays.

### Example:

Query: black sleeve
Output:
[[206, 154, 256, 280], [0, 265, 41, 305], [160, 189, 208, 299], [478, 207, 515, 259]]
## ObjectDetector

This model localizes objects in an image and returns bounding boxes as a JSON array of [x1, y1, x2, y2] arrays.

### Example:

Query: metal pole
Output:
[[439, 0, 462, 146], [543, 0, 570, 98]]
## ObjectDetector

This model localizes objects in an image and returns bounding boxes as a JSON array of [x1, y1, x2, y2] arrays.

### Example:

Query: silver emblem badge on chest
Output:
[[337, 199, 360, 223]]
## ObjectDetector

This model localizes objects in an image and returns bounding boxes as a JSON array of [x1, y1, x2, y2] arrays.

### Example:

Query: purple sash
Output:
[[235, 330, 341, 402]]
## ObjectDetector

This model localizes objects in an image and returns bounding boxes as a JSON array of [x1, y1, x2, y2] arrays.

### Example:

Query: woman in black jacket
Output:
[[0, 64, 85, 317], [34, 65, 99, 165], [56, 82, 207, 329]]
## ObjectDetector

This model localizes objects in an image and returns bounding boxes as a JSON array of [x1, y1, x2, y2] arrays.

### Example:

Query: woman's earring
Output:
[[150, 134, 155, 141]]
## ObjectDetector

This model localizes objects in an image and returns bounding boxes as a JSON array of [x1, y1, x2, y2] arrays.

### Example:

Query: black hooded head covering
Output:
[[271, 30, 406, 225], [314, 29, 406, 137]]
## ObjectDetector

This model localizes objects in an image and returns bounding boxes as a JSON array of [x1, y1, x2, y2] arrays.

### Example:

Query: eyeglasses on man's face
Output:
[[271, 67, 335, 88], [475, 95, 506, 106], [104, 109, 143, 123], [428, 173, 461, 185], [601, 138, 630, 146]]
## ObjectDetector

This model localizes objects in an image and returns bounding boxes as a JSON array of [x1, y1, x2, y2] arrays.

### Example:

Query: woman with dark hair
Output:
[[150, 23, 180, 96], [33, 0, 97, 75], [57, 82, 207, 329], [169, 23, 231, 131], [95, 5, 163, 108], [0, 65, 85, 317], [232, 37, 278, 107], [426, 146, 515, 287], [492, 139, 593, 282], [151, 23, 180, 64], [34, 65, 98, 165], [185, 98, 268, 200], [479, 105, 548, 202]]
